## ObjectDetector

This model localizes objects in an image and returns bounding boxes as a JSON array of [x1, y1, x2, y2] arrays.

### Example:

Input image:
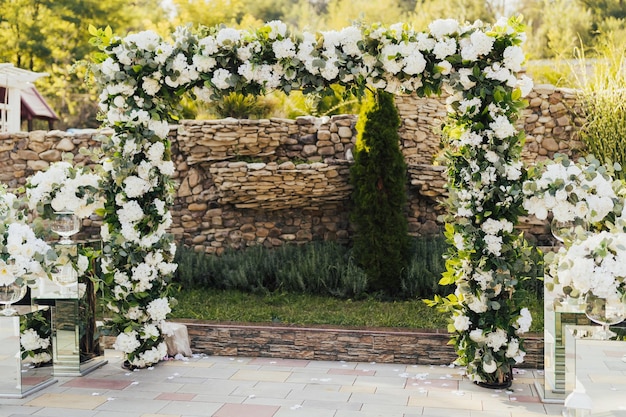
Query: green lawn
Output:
[[170, 288, 544, 332]]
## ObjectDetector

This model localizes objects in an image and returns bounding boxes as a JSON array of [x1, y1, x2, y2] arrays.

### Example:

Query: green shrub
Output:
[[173, 236, 455, 299], [574, 39, 626, 179], [208, 91, 275, 119], [401, 234, 451, 298], [350, 90, 410, 296]]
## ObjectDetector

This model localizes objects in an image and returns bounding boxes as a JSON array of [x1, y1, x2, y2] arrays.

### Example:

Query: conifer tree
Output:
[[350, 89, 409, 296]]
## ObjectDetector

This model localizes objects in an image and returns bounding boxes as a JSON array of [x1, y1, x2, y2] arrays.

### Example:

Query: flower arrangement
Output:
[[25, 160, 103, 219], [522, 154, 625, 230], [0, 185, 55, 288], [89, 16, 534, 377], [546, 231, 626, 301]]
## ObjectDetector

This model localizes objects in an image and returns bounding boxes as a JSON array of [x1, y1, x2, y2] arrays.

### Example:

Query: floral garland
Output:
[[90, 17, 533, 377]]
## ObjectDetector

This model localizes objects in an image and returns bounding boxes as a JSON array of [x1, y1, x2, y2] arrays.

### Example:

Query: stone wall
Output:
[[176, 320, 544, 368], [0, 85, 583, 251]]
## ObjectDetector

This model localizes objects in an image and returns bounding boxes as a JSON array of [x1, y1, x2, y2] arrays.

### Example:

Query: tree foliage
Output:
[[350, 90, 409, 296]]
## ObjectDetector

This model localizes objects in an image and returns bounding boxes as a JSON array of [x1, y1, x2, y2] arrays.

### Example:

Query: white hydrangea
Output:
[[486, 328, 508, 351], [503, 45, 525, 71], [429, 19, 460, 39], [433, 38, 457, 60], [272, 38, 296, 59], [211, 68, 232, 90], [146, 297, 171, 322], [113, 331, 141, 354], [216, 28, 241, 47], [490, 115, 516, 139]]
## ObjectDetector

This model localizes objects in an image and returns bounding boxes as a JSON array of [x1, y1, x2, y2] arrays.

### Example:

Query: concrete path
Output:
[[0, 350, 564, 417]]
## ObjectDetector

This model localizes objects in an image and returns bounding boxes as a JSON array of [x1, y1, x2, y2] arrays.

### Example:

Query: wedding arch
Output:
[[90, 16, 534, 384]]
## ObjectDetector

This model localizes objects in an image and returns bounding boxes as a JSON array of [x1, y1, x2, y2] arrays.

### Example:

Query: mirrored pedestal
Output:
[[33, 286, 107, 377], [564, 325, 626, 416], [0, 306, 56, 398]]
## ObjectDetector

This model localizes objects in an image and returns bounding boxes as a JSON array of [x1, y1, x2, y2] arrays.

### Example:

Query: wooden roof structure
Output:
[[0, 63, 58, 132]]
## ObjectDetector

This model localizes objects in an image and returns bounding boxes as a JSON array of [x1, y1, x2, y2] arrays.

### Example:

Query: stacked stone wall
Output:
[[0, 85, 583, 252]]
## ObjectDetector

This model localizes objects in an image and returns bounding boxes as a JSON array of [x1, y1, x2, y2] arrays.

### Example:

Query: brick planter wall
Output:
[[175, 320, 544, 368]]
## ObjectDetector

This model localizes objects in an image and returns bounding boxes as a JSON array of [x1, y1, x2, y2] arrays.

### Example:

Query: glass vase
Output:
[[551, 217, 587, 245], [0, 281, 27, 316], [584, 293, 626, 340], [51, 211, 81, 244]]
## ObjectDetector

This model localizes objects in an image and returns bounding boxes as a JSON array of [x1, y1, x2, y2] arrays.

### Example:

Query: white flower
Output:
[[490, 115, 516, 139], [20, 328, 50, 351], [453, 314, 471, 331], [118, 200, 144, 224], [503, 46, 525, 72], [486, 328, 508, 351], [483, 358, 497, 373], [429, 19, 460, 39], [266, 20, 287, 39], [433, 38, 457, 60], [273, 38, 296, 59], [457, 97, 481, 117], [515, 308, 532, 334], [0, 259, 16, 285], [484, 234, 503, 256], [211, 68, 232, 90], [141, 323, 160, 339], [517, 75, 534, 97], [216, 28, 241, 47], [457, 68, 476, 89], [113, 331, 141, 354], [506, 338, 526, 363], [124, 176, 152, 198], [146, 297, 171, 322], [126, 30, 161, 51], [469, 328, 486, 343]]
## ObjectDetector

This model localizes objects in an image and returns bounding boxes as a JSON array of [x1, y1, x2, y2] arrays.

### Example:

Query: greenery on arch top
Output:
[[89, 16, 535, 383]]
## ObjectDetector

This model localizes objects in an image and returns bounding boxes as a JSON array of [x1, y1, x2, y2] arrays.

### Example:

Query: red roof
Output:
[[20, 86, 58, 121], [0, 85, 58, 121]]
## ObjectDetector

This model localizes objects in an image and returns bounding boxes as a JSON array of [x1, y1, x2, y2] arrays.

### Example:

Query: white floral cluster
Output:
[[20, 328, 52, 365], [546, 231, 626, 301], [522, 155, 621, 224], [26, 161, 103, 219], [0, 222, 53, 286], [111, 297, 171, 368]]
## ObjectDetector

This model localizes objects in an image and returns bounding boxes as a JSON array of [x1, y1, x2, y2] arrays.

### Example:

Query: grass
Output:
[[169, 287, 544, 333]]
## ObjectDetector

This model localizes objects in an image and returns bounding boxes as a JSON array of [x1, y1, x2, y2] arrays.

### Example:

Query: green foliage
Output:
[[174, 242, 369, 298], [401, 234, 452, 298], [170, 288, 451, 328], [274, 85, 362, 119], [574, 40, 626, 180], [350, 90, 410, 296], [169, 286, 544, 331], [207, 92, 276, 119], [173, 236, 453, 299]]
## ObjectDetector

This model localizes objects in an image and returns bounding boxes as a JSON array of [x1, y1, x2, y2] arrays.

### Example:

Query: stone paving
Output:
[[0, 350, 566, 417]]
